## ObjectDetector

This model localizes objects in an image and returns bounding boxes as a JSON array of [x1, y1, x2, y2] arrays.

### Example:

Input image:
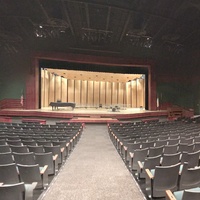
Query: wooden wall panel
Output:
[[75, 80, 81, 106], [81, 80, 87, 107], [132, 80, 137, 108], [106, 82, 111, 106], [87, 81, 93, 107], [61, 78, 67, 102], [126, 82, 131, 107], [111, 82, 117, 105], [138, 79, 145, 108], [49, 73, 55, 103], [68, 79, 74, 102], [94, 81, 99, 107], [44, 70, 49, 107], [41, 69, 45, 107], [117, 83, 122, 106], [99, 82, 106, 106], [55, 76, 61, 102]]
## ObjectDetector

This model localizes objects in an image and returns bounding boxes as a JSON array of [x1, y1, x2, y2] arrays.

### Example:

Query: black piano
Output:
[[49, 102, 76, 110]]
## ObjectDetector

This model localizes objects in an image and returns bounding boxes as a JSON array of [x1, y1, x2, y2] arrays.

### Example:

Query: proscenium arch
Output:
[[26, 52, 156, 110]]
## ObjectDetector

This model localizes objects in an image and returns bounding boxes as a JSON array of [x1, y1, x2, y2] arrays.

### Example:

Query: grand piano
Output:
[[49, 101, 76, 110]]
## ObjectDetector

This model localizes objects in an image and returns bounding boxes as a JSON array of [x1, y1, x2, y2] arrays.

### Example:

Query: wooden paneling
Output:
[[75, 80, 81, 106], [61, 78, 67, 102], [94, 81, 100, 107], [81, 80, 87, 107], [87, 81, 94, 107], [67, 80, 74, 102], [40, 69, 145, 108]]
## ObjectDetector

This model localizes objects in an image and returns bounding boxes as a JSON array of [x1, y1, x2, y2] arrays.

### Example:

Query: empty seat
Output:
[[35, 152, 58, 175], [10, 145, 29, 153], [17, 164, 48, 189], [163, 144, 179, 154], [161, 152, 181, 166], [137, 155, 161, 179], [168, 138, 180, 145], [13, 152, 35, 165], [0, 152, 14, 164], [129, 148, 149, 171], [180, 150, 200, 168], [155, 140, 168, 147], [0, 163, 20, 184], [146, 162, 181, 198], [44, 145, 65, 164], [179, 163, 200, 190], [178, 143, 194, 153], [0, 145, 11, 153], [7, 140, 22, 146], [0, 182, 25, 200], [27, 145, 44, 153], [148, 146, 164, 157], [166, 187, 200, 200]]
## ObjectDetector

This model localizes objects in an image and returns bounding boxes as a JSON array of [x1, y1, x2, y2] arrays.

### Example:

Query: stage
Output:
[[0, 107, 168, 124]]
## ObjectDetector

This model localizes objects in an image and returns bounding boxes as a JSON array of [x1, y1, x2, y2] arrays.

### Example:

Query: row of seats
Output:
[[0, 122, 83, 200], [109, 120, 200, 200]]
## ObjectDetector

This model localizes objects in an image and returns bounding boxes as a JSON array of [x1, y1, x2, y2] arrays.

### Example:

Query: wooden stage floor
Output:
[[0, 107, 168, 123]]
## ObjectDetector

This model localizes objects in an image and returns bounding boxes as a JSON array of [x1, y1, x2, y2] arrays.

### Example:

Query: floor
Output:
[[38, 124, 146, 200]]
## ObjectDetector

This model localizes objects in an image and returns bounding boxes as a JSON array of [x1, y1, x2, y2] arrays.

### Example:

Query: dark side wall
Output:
[[155, 51, 200, 114], [0, 51, 30, 100]]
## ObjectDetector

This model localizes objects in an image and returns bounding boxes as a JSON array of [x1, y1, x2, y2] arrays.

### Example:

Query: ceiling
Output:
[[45, 68, 143, 82], [0, 0, 200, 60]]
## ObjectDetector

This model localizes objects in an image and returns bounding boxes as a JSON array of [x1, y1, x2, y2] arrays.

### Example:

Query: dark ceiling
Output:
[[0, 0, 200, 61]]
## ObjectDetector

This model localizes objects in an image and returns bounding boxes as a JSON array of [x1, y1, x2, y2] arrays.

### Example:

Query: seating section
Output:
[[108, 119, 200, 199], [0, 121, 83, 200]]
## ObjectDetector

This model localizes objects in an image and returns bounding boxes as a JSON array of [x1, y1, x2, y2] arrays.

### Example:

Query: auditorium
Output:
[[0, 1, 200, 200]]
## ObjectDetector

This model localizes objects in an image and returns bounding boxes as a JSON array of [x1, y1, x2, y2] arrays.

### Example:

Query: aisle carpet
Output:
[[40, 124, 146, 200]]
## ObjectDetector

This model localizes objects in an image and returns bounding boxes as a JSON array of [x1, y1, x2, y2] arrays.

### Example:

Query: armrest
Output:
[[53, 154, 58, 161], [60, 147, 65, 153], [166, 190, 176, 200], [40, 165, 48, 174], [138, 161, 143, 169], [0, 183, 3, 186], [145, 169, 154, 179], [129, 152, 134, 158], [66, 143, 70, 147], [123, 146, 128, 151]]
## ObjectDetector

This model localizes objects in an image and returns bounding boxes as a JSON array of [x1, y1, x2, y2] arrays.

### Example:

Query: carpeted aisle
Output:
[[40, 124, 146, 200]]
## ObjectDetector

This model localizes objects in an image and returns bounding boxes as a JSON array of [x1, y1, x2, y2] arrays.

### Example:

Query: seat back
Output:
[[179, 163, 200, 190], [0, 145, 11, 153], [10, 145, 29, 153], [0, 163, 20, 184], [132, 148, 149, 170], [143, 155, 161, 171], [0, 182, 25, 200], [28, 145, 44, 153], [163, 144, 178, 154], [0, 152, 14, 164], [13, 152, 35, 165], [182, 188, 200, 200], [148, 146, 163, 157], [153, 163, 181, 198], [44, 145, 62, 164], [35, 152, 54, 175], [181, 150, 200, 168], [161, 152, 181, 166], [17, 164, 41, 183]]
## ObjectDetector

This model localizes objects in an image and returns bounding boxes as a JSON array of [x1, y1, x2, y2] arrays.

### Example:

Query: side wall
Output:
[[0, 51, 30, 108]]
